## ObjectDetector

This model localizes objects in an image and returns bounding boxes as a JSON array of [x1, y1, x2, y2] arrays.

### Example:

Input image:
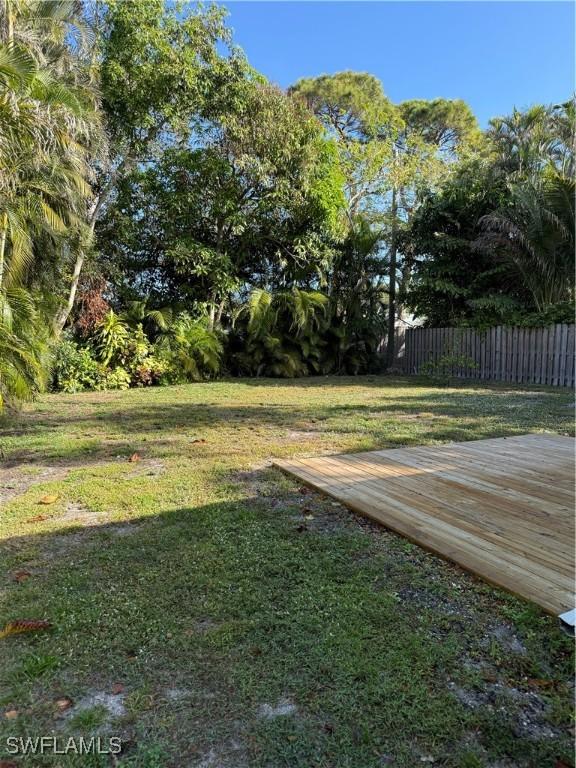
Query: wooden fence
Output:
[[395, 324, 575, 387]]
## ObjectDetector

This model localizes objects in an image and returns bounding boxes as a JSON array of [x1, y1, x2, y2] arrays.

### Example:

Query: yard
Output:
[[0, 377, 574, 768]]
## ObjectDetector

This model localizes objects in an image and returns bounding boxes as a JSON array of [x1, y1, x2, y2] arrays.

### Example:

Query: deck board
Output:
[[274, 434, 575, 615]]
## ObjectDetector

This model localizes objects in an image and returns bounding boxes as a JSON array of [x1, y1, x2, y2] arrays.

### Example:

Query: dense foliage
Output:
[[405, 103, 575, 328], [0, 1, 573, 404]]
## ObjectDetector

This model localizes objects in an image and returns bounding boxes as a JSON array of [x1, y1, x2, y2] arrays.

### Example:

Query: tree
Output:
[[291, 73, 480, 367], [290, 71, 399, 221], [0, 0, 99, 405], [477, 171, 574, 311], [96, 80, 345, 325], [401, 159, 520, 327], [290, 72, 400, 368], [403, 103, 575, 327], [55, 0, 248, 332], [384, 98, 480, 365]]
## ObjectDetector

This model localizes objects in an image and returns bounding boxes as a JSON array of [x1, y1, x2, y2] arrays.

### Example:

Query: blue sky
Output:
[[217, 1, 575, 126]]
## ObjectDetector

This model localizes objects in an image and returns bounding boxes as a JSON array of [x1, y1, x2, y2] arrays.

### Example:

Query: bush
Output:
[[101, 366, 131, 390], [155, 314, 223, 381], [52, 339, 133, 393], [130, 356, 168, 387], [52, 312, 222, 392], [52, 339, 104, 393], [420, 353, 478, 386]]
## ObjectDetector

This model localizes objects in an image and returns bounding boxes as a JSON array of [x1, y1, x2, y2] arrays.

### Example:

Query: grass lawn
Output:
[[0, 376, 574, 768]]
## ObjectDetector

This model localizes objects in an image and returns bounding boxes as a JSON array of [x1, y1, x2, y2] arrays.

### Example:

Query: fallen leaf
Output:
[[0, 760, 18, 768], [25, 515, 48, 524], [129, 453, 140, 463], [287, 736, 297, 742], [191, 438, 206, 444], [111, 683, 124, 695], [304, 515, 314, 521], [0, 619, 51, 639], [4, 710, 18, 720], [38, 494, 59, 505], [55, 697, 73, 712], [12, 570, 32, 583]]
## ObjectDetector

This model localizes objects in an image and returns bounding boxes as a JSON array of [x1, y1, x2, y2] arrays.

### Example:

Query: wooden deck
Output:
[[275, 434, 575, 615]]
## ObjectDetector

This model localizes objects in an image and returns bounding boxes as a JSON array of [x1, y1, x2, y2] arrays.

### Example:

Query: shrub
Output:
[[52, 340, 132, 393], [231, 288, 329, 377], [155, 314, 223, 381], [93, 310, 130, 365], [53, 313, 222, 392], [130, 356, 168, 387], [420, 353, 478, 386], [52, 340, 104, 393], [101, 366, 131, 390]]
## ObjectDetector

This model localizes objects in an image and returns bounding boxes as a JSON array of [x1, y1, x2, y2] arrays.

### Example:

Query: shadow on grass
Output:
[[1, 382, 572, 470], [1, 490, 574, 768]]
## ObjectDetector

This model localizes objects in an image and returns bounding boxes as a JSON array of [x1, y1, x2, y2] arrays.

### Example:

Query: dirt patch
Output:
[[194, 740, 247, 768], [395, 584, 475, 618], [486, 622, 527, 655], [448, 679, 558, 740], [191, 618, 222, 634], [35, 529, 100, 559], [258, 697, 297, 718], [286, 430, 320, 440], [164, 687, 191, 702], [109, 523, 144, 537], [56, 502, 103, 527], [63, 689, 126, 721], [290, 508, 348, 535], [125, 459, 166, 479], [0, 464, 70, 504]]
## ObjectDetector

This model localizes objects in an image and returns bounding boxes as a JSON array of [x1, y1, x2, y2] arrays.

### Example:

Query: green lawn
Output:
[[0, 377, 574, 768]]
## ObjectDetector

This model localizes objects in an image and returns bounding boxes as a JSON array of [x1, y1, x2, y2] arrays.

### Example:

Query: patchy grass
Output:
[[0, 376, 573, 767]]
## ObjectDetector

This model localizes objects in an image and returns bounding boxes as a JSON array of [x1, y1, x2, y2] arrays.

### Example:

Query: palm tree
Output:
[[0, 0, 100, 406], [0, 286, 48, 407], [234, 287, 329, 377], [155, 313, 223, 381], [477, 172, 575, 311], [488, 102, 576, 179]]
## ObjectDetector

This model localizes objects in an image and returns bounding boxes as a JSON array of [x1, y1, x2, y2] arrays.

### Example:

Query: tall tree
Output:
[[384, 98, 480, 365], [0, 0, 99, 405], [403, 102, 575, 327], [290, 73, 480, 367], [97, 81, 345, 325], [55, 0, 247, 332], [290, 71, 400, 222]]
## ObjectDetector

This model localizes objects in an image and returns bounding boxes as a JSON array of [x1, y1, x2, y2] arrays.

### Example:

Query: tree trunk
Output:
[[207, 300, 216, 331], [53, 247, 85, 335], [385, 187, 398, 370], [53, 169, 120, 336]]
